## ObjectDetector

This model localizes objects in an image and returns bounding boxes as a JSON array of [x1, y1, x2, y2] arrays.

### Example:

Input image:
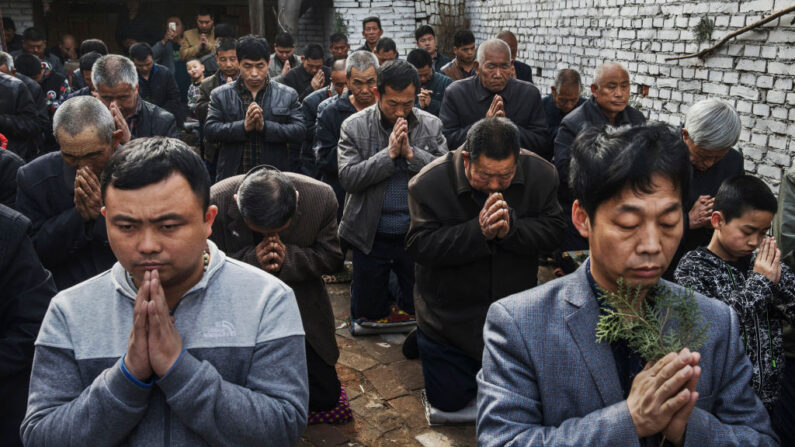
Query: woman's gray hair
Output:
[[684, 98, 741, 151], [53, 96, 115, 144], [476, 39, 510, 65], [0, 51, 14, 71], [345, 50, 379, 77], [91, 54, 138, 89]]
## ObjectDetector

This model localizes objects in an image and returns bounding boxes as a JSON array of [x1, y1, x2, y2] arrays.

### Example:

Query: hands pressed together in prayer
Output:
[[199, 33, 209, 51], [110, 103, 131, 144], [310, 69, 326, 91], [124, 270, 183, 381], [244, 101, 265, 132], [387, 117, 414, 161], [479, 192, 510, 240], [628, 348, 701, 447], [281, 59, 291, 77], [257, 234, 286, 274], [688, 195, 714, 229], [417, 88, 432, 109], [485, 94, 505, 118], [74, 167, 102, 222], [753, 237, 782, 285]]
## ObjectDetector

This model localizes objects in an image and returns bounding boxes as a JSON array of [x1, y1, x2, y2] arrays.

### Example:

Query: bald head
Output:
[[590, 62, 631, 121], [332, 59, 346, 72], [330, 59, 348, 96], [593, 62, 628, 88], [477, 38, 512, 66], [496, 30, 518, 60]]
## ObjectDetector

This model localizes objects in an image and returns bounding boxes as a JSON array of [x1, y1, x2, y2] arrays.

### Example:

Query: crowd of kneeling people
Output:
[[1, 10, 793, 447]]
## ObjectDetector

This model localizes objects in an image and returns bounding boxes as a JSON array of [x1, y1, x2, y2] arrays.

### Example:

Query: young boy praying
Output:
[[675, 174, 795, 412]]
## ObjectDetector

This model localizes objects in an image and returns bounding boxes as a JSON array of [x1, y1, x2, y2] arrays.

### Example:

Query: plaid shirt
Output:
[[235, 78, 268, 174]]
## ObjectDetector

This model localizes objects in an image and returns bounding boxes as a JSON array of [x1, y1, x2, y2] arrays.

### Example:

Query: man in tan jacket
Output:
[[180, 8, 216, 61]]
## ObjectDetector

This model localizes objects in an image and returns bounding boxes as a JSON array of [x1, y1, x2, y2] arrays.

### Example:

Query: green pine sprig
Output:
[[595, 278, 709, 364]]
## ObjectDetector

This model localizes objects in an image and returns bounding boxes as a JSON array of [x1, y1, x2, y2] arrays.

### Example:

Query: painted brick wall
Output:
[[333, 0, 417, 55], [462, 0, 795, 187], [1, 0, 35, 33]]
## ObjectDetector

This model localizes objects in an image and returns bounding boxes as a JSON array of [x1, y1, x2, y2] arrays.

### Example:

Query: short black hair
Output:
[[330, 32, 348, 44], [214, 23, 234, 38], [128, 42, 153, 61], [196, 7, 214, 19], [101, 137, 211, 213], [3, 17, 16, 31], [236, 35, 270, 63], [713, 175, 777, 223], [215, 37, 237, 53], [453, 29, 475, 48], [274, 32, 295, 48], [362, 16, 381, 30], [79, 51, 102, 72], [375, 38, 397, 54], [237, 167, 297, 230], [22, 27, 45, 42], [465, 117, 520, 161], [570, 123, 692, 219], [406, 48, 432, 70], [80, 38, 109, 56], [14, 53, 42, 78], [414, 25, 435, 41], [303, 44, 324, 61], [376, 59, 419, 95]]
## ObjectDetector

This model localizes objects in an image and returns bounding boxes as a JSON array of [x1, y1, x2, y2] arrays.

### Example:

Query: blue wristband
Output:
[[120, 354, 154, 388], [156, 348, 187, 381]]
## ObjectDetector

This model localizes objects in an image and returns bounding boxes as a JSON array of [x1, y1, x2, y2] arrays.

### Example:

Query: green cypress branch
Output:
[[595, 278, 709, 364]]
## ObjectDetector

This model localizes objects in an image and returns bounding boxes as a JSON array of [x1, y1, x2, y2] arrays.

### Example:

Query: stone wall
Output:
[[462, 0, 795, 187]]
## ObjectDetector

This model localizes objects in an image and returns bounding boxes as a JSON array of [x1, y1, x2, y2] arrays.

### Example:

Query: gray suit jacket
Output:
[[477, 263, 778, 447]]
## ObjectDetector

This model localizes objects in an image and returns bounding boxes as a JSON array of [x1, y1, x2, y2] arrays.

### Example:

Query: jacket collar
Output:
[[235, 75, 270, 98], [473, 75, 513, 101], [373, 103, 419, 133], [586, 96, 634, 126], [451, 146, 527, 195], [563, 262, 625, 406], [111, 239, 226, 302]]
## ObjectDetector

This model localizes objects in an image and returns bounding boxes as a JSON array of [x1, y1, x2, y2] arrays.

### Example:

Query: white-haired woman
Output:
[[666, 98, 745, 278]]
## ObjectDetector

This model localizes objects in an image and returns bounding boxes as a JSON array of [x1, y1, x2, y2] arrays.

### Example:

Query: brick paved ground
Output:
[[299, 266, 557, 447]]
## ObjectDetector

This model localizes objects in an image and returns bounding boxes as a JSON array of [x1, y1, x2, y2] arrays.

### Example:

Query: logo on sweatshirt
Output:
[[202, 320, 237, 338]]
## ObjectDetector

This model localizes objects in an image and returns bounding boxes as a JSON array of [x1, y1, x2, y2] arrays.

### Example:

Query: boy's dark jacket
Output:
[[675, 246, 795, 409]]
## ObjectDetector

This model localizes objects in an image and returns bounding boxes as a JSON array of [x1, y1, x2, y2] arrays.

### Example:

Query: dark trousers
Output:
[[350, 234, 414, 320], [306, 342, 342, 412], [417, 328, 480, 412], [771, 359, 795, 445]]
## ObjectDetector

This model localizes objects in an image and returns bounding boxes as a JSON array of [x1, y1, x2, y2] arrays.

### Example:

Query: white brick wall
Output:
[[458, 0, 795, 188], [332, 1, 417, 56], [1, 0, 35, 33]]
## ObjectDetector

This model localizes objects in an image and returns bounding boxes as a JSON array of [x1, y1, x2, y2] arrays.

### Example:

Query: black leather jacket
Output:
[[205, 79, 304, 181], [130, 99, 178, 140]]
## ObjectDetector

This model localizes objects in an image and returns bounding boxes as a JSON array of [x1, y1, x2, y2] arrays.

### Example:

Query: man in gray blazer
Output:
[[477, 123, 778, 446]]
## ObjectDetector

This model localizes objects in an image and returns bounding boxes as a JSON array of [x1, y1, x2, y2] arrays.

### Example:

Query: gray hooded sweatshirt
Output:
[[21, 240, 308, 446]]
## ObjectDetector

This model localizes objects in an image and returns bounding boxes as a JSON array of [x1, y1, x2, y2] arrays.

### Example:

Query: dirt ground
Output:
[[299, 266, 557, 447]]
